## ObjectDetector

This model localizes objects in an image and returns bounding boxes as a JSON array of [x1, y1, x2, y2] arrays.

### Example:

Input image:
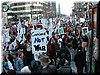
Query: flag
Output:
[[25, 20, 28, 27], [22, 34, 26, 42], [17, 19, 22, 35], [16, 33, 22, 42], [12, 39, 17, 49]]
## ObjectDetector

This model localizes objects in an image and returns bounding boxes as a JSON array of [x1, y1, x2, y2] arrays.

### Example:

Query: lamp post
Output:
[[30, 5, 34, 22]]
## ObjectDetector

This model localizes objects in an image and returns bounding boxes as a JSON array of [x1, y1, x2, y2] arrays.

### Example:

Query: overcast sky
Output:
[[56, 0, 74, 16]]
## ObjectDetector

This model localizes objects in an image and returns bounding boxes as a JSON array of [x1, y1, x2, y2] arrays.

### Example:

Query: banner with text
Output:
[[31, 29, 47, 54]]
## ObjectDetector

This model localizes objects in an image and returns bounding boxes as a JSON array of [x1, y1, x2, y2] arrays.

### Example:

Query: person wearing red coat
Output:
[[47, 35, 59, 66]]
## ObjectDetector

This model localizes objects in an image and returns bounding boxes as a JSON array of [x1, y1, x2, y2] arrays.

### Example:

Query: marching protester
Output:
[[12, 52, 24, 73], [1, 55, 14, 74], [38, 54, 57, 74], [57, 58, 72, 74], [17, 49, 28, 66], [5, 50, 14, 67], [74, 45, 86, 74], [2, 3, 99, 73], [30, 59, 42, 74], [47, 33, 59, 66]]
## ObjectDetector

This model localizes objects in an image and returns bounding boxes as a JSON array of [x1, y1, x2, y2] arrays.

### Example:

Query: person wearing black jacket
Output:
[[57, 42, 71, 66], [6, 50, 14, 67], [74, 46, 86, 74]]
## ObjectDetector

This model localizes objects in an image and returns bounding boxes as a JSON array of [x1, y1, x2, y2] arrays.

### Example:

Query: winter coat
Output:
[[57, 45, 71, 62], [41, 65, 57, 74], [72, 38, 78, 49], [47, 37, 59, 59], [57, 65, 72, 74], [13, 57, 24, 71], [74, 49, 86, 68]]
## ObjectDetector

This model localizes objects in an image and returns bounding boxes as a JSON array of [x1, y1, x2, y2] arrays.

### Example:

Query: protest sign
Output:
[[82, 27, 88, 35], [41, 18, 47, 28], [2, 28, 10, 43], [31, 29, 47, 54], [58, 27, 64, 35]]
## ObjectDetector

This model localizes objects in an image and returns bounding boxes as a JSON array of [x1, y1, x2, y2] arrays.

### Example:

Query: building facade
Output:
[[2, 1, 56, 23], [72, 2, 98, 19], [43, 1, 56, 18], [7, 1, 44, 22]]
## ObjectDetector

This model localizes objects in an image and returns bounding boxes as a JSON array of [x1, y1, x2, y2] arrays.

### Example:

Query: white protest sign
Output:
[[80, 18, 85, 23], [82, 27, 88, 35], [17, 20, 22, 35], [25, 21, 28, 27], [2, 28, 10, 43], [58, 27, 64, 35], [31, 29, 47, 54], [12, 39, 17, 49], [32, 19, 37, 26], [41, 18, 47, 28], [2, 28, 10, 37], [16, 33, 22, 42], [48, 23, 54, 39]]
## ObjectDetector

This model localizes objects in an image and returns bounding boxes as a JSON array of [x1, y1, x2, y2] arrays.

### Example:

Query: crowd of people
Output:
[[1, 16, 99, 74]]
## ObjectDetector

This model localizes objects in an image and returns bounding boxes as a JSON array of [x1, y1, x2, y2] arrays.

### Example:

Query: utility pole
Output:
[[30, 2, 34, 22]]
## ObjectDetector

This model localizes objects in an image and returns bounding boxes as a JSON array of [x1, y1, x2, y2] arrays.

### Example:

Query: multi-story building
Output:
[[2, 1, 56, 23], [7, 1, 44, 22], [58, 3, 61, 16], [72, 2, 84, 18], [43, 1, 56, 18], [72, 2, 98, 19]]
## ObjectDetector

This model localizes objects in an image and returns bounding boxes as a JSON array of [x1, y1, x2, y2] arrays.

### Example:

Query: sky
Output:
[[56, 1, 74, 16]]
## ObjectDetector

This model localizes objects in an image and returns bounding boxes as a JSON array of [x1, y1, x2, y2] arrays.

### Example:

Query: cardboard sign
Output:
[[31, 29, 47, 54], [58, 27, 64, 34], [41, 18, 47, 28], [82, 27, 88, 35]]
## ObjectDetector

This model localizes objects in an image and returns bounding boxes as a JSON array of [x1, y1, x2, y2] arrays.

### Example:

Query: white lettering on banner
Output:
[[31, 29, 47, 54]]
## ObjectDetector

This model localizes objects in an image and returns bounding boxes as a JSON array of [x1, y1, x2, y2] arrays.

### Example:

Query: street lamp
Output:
[[30, 5, 34, 21]]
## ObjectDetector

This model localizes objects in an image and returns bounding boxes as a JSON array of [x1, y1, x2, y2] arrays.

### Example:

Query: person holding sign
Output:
[[47, 33, 59, 66]]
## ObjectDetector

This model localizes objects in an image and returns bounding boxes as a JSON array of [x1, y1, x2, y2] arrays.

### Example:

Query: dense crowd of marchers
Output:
[[1, 14, 99, 74]]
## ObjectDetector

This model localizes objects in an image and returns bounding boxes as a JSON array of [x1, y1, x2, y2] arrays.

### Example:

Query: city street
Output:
[[1, 1, 99, 74]]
